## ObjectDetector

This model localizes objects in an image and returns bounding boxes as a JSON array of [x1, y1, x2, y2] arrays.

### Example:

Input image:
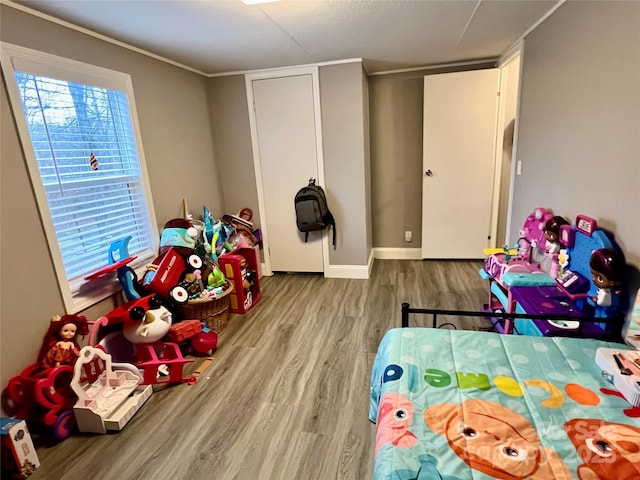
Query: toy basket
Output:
[[175, 284, 234, 334]]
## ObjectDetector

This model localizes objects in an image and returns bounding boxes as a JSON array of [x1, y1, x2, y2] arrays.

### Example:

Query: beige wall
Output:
[[0, 5, 223, 413], [319, 62, 370, 265], [512, 1, 640, 278], [207, 75, 259, 223]]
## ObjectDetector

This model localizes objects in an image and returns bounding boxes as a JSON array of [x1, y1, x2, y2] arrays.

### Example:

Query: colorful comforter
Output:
[[369, 328, 640, 480]]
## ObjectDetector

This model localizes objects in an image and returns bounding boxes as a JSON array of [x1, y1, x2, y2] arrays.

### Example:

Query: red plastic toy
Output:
[[6, 363, 77, 440], [101, 296, 194, 386], [219, 247, 261, 314], [141, 246, 203, 304], [5, 315, 91, 440]]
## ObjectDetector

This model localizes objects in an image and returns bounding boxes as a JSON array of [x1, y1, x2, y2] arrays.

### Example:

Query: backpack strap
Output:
[[332, 221, 336, 250]]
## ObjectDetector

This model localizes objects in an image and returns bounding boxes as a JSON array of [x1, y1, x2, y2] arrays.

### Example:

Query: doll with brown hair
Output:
[[543, 215, 569, 254], [589, 248, 625, 317], [37, 314, 90, 368]]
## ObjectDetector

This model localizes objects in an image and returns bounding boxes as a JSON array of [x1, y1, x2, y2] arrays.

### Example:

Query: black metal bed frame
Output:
[[400, 302, 624, 340]]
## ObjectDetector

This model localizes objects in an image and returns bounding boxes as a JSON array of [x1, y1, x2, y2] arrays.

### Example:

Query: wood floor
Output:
[[27, 259, 490, 480]]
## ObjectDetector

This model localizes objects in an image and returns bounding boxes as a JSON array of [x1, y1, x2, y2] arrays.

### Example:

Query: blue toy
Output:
[[84, 236, 140, 301], [512, 214, 627, 338]]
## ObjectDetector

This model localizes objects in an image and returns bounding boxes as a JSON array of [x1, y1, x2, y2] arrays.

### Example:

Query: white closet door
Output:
[[421, 69, 500, 258], [251, 73, 324, 272]]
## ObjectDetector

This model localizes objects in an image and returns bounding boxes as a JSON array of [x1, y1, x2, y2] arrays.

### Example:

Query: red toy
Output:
[[141, 246, 203, 304], [5, 315, 90, 440], [165, 320, 202, 343], [101, 295, 193, 386], [219, 247, 261, 314]]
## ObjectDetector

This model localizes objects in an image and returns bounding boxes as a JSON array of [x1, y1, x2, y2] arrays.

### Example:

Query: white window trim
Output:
[[1, 42, 159, 313]]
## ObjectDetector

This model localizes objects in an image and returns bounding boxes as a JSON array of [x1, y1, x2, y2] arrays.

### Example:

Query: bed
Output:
[[369, 321, 640, 479]]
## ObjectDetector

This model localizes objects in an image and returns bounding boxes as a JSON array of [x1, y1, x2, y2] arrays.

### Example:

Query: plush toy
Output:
[[37, 314, 89, 368]]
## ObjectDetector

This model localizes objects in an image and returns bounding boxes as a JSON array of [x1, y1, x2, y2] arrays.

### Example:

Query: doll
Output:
[[37, 314, 89, 369], [543, 216, 569, 255], [589, 248, 625, 316]]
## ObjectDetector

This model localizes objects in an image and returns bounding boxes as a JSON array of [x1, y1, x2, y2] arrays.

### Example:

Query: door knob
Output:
[[425, 169, 433, 177]]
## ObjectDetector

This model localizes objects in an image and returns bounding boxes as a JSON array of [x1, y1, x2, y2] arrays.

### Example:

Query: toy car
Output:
[[141, 247, 203, 304]]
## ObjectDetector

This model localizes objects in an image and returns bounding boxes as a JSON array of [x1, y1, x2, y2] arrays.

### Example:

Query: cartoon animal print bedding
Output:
[[369, 328, 640, 479]]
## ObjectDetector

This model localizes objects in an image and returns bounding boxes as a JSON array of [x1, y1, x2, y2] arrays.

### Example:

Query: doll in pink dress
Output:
[[37, 314, 89, 368]]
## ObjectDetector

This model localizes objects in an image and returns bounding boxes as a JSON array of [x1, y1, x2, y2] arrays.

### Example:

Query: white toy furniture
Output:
[[71, 346, 152, 434]]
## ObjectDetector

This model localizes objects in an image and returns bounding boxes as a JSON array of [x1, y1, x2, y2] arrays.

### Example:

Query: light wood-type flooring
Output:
[[27, 259, 490, 480]]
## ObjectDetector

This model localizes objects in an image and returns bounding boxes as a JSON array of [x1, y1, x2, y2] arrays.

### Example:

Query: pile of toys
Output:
[[2, 205, 263, 461], [140, 207, 258, 305]]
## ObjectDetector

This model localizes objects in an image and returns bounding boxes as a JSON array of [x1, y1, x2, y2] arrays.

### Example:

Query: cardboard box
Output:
[[0, 418, 40, 478]]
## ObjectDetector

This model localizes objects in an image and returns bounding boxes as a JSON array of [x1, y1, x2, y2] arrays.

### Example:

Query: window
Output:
[[1, 43, 158, 313]]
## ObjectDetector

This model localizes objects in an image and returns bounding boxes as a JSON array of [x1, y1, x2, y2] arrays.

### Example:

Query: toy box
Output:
[[595, 347, 640, 406], [165, 320, 202, 343], [219, 247, 261, 314], [0, 418, 40, 478]]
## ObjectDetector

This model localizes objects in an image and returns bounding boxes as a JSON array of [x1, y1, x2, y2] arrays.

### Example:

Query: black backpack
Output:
[[294, 178, 336, 249]]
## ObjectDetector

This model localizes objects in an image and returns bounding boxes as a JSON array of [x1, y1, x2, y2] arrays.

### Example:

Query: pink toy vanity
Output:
[[71, 345, 152, 434], [482, 207, 555, 286], [480, 207, 559, 332], [482, 212, 626, 339]]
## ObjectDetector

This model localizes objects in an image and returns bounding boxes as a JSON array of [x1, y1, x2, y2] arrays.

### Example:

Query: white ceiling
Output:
[[8, 0, 561, 75]]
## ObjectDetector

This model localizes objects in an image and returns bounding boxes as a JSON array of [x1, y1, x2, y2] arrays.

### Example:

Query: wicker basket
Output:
[[175, 283, 234, 334]]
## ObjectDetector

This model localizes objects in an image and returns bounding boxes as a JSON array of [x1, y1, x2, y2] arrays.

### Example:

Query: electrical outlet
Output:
[[405, 230, 412, 242]]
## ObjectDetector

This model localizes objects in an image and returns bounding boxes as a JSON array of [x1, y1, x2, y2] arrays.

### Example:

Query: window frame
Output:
[[1, 42, 159, 313]]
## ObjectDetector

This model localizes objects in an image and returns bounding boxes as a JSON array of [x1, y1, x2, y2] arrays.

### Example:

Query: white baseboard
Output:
[[264, 249, 421, 280], [323, 249, 374, 279], [373, 248, 422, 260]]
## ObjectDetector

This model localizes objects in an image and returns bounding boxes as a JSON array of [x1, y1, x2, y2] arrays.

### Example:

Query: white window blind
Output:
[[1, 43, 158, 313]]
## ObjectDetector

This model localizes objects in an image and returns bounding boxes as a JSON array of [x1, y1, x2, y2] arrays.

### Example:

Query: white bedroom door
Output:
[[248, 70, 325, 273], [421, 68, 500, 258]]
